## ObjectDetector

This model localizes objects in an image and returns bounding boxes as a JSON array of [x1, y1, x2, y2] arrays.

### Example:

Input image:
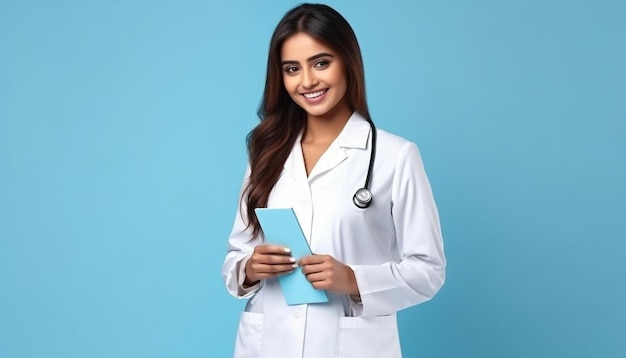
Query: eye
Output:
[[283, 65, 299, 74], [314, 59, 330, 68]]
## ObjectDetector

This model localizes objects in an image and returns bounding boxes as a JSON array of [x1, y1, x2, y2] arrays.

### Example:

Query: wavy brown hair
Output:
[[243, 3, 373, 238]]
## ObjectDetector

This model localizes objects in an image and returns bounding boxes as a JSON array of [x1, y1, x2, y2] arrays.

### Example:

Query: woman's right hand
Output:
[[244, 244, 296, 286]]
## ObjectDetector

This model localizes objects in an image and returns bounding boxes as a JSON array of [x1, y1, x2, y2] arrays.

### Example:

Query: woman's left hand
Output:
[[299, 255, 359, 295]]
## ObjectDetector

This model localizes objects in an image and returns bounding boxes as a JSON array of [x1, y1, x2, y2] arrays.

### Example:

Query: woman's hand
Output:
[[299, 255, 359, 295], [244, 244, 296, 286]]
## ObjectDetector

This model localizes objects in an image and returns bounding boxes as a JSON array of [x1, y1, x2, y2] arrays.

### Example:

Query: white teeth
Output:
[[303, 89, 326, 99]]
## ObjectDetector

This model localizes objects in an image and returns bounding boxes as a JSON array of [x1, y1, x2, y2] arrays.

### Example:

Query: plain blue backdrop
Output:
[[1, 0, 624, 357]]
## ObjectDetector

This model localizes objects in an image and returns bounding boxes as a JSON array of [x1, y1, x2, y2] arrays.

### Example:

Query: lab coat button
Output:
[[292, 310, 301, 319]]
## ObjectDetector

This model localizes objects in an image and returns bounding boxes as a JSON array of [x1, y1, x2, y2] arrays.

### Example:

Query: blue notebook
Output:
[[254, 208, 329, 305]]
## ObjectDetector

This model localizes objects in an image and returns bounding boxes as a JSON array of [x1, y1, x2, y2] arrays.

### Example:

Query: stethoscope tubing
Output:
[[353, 119, 376, 209]]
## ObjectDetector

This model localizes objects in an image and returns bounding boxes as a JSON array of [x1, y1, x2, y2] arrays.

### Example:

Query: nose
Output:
[[301, 68, 319, 90]]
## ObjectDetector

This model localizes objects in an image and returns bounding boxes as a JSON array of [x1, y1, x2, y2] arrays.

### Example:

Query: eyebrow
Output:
[[281, 52, 334, 66]]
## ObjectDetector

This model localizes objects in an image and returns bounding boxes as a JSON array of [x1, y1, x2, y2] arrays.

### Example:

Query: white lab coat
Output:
[[222, 112, 446, 358]]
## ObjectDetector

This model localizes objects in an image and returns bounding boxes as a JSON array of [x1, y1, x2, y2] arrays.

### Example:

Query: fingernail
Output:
[[292, 263, 299, 268], [289, 257, 296, 263], [284, 248, 291, 253]]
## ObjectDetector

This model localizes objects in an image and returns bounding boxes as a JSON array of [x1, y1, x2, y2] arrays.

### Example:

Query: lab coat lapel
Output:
[[281, 138, 314, 243], [307, 145, 348, 181], [308, 112, 371, 181], [282, 134, 310, 195]]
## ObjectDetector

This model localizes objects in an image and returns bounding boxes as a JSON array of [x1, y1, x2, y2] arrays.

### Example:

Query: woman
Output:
[[222, 3, 446, 357]]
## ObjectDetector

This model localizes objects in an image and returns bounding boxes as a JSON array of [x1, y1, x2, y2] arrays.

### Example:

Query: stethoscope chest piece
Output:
[[353, 187, 372, 209]]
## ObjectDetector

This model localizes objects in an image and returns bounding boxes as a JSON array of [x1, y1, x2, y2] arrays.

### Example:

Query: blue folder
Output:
[[254, 208, 329, 305]]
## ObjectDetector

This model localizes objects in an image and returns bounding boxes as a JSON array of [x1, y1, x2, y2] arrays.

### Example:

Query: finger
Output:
[[249, 265, 296, 281], [255, 244, 292, 255], [298, 254, 329, 266], [310, 280, 329, 290], [300, 261, 331, 275], [251, 263, 298, 275], [252, 253, 297, 265], [303, 271, 327, 283], [253, 270, 295, 280]]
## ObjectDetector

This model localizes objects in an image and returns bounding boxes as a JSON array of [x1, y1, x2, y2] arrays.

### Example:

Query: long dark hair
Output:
[[243, 3, 372, 237]]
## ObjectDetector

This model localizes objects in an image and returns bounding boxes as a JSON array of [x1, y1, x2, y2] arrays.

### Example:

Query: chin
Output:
[[306, 108, 332, 118]]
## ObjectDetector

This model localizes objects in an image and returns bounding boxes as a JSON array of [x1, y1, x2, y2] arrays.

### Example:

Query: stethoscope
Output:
[[352, 119, 377, 209]]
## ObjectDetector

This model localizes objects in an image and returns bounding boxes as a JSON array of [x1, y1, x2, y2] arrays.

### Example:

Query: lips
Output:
[[302, 89, 328, 99]]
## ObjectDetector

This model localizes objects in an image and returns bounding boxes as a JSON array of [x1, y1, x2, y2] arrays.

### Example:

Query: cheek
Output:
[[329, 69, 347, 88], [282, 76, 298, 94]]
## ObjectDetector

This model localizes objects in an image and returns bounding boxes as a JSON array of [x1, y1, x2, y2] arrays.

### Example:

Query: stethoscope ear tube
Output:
[[353, 119, 376, 209]]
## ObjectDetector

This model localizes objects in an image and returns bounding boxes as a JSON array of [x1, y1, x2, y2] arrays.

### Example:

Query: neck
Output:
[[303, 104, 353, 144]]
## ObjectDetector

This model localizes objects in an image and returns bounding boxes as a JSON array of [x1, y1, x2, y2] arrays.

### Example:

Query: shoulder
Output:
[[376, 128, 411, 146], [375, 128, 422, 161]]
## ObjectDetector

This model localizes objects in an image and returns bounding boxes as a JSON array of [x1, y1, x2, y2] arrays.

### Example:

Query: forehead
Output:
[[281, 32, 335, 61]]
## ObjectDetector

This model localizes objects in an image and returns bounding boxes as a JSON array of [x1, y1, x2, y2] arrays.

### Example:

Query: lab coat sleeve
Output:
[[221, 166, 263, 298], [350, 142, 446, 317]]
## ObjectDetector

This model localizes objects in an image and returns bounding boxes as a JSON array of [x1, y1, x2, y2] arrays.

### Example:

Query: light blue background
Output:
[[1, 0, 624, 357]]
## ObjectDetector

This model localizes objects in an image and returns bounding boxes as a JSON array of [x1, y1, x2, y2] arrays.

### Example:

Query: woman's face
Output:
[[280, 32, 350, 121]]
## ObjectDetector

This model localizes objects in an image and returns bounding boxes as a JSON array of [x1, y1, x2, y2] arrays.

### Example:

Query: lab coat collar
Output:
[[335, 112, 372, 150], [283, 112, 372, 185]]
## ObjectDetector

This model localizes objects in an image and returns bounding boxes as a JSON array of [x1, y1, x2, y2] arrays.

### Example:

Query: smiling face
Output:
[[281, 32, 351, 122]]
